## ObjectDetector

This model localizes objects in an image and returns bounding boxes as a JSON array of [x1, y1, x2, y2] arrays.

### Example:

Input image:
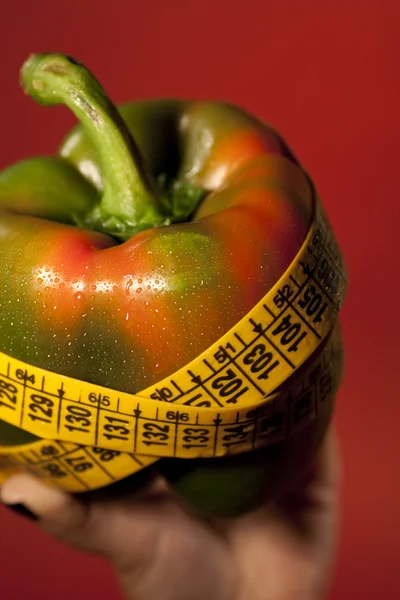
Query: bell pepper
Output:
[[0, 53, 330, 515]]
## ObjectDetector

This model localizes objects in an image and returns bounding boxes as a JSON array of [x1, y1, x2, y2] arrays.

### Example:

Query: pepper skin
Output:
[[0, 54, 330, 515]]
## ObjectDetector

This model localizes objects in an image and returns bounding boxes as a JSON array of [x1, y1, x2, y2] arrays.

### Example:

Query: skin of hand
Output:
[[0, 429, 339, 600]]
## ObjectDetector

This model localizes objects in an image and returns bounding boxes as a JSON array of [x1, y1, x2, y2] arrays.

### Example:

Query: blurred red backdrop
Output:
[[0, 1, 399, 598]]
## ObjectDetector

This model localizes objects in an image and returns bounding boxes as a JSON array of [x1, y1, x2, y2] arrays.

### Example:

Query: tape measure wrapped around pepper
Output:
[[0, 54, 347, 516]]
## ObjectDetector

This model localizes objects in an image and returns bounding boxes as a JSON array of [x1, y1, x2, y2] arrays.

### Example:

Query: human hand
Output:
[[0, 430, 339, 600]]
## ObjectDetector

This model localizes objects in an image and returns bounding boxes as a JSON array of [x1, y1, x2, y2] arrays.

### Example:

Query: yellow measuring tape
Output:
[[0, 195, 347, 492]]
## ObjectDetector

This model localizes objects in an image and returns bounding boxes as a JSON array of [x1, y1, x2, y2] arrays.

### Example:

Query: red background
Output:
[[0, 1, 399, 598]]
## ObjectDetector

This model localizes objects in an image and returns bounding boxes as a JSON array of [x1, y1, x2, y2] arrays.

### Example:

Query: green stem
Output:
[[20, 53, 169, 240]]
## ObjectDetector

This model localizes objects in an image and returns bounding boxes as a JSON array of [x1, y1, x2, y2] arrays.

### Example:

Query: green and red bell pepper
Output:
[[0, 53, 331, 515]]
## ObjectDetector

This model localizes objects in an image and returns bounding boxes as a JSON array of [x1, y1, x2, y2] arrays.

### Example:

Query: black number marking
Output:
[[65, 455, 93, 473], [273, 284, 294, 309], [271, 314, 307, 352], [66, 405, 92, 418], [243, 343, 280, 380], [214, 341, 236, 365], [0, 378, 18, 410], [64, 404, 92, 434], [214, 348, 228, 364], [142, 422, 169, 441], [16, 369, 35, 385], [150, 387, 174, 402], [28, 394, 54, 423], [103, 423, 129, 434], [141, 423, 170, 446], [42, 463, 67, 479], [88, 392, 110, 407], [183, 393, 212, 408], [101, 416, 131, 442], [182, 427, 210, 444], [211, 369, 249, 404], [298, 285, 328, 323], [166, 411, 189, 422], [222, 424, 251, 447], [40, 445, 59, 457], [92, 447, 121, 461]]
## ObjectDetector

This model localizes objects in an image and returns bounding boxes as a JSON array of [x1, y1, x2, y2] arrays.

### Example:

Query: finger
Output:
[[0, 473, 93, 548], [271, 427, 341, 567], [280, 427, 341, 509], [0, 472, 178, 563]]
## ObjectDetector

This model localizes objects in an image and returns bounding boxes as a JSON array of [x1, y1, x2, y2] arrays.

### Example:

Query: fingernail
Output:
[[4, 503, 38, 521]]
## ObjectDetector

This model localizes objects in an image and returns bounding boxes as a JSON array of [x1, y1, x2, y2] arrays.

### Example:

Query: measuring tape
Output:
[[0, 194, 347, 492]]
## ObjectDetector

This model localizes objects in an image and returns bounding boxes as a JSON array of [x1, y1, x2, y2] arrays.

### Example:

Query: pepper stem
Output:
[[20, 53, 170, 240]]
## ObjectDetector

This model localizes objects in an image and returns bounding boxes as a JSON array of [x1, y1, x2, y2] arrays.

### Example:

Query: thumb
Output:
[[1, 473, 102, 552], [0, 472, 172, 565]]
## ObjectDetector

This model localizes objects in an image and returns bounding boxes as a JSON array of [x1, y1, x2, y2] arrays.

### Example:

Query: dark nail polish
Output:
[[5, 503, 38, 521]]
